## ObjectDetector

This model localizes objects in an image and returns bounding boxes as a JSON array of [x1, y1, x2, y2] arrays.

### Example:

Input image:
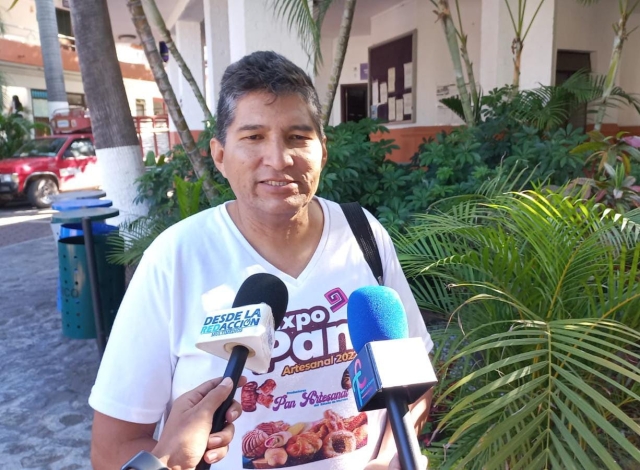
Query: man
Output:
[[90, 51, 433, 469]]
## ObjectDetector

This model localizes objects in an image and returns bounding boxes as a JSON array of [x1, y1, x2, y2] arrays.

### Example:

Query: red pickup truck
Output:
[[0, 108, 100, 208]]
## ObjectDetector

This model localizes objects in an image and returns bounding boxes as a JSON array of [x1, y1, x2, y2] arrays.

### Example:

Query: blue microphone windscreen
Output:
[[347, 286, 409, 352]]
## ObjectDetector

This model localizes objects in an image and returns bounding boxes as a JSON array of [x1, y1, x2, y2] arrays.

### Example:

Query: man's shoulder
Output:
[[146, 204, 227, 255], [319, 198, 388, 237]]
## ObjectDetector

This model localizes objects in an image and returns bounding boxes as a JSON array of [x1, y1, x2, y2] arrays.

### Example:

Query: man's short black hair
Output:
[[215, 50, 324, 145]]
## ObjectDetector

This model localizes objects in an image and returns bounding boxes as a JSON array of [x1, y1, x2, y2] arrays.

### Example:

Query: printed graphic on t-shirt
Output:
[[240, 410, 368, 468], [236, 287, 370, 468]]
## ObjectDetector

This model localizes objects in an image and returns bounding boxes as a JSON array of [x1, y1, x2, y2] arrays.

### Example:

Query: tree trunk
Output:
[[128, 0, 217, 203], [69, 0, 147, 222], [595, 11, 629, 131], [141, 0, 213, 121], [459, 34, 478, 108], [34, 0, 68, 118], [436, 0, 475, 126], [453, 0, 478, 109], [512, 37, 523, 91], [321, 0, 357, 127]]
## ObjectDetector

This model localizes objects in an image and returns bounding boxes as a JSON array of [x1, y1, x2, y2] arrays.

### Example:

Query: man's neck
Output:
[[227, 200, 324, 278]]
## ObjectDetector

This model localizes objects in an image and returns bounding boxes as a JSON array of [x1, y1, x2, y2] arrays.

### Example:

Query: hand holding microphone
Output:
[[150, 376, 247, 469], [195, 273, 289, 470], [347, 286, 437, 470]]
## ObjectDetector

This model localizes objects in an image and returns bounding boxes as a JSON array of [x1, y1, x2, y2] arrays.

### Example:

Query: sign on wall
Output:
[[367, 30, 416, 124]]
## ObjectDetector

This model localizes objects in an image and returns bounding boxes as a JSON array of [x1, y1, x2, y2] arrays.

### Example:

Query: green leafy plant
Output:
[[0, 113, 45, 159], [395, 189, 640, 469], [565, 131, 640, 212], [107, 175, 219, 266], [135, 117, 232, 220], [443, 72, 640, 133], [318, 118, 427, 228], [412, 119, 587, 210], [572, 130, 640, 176], [110, 117, 234, 265]]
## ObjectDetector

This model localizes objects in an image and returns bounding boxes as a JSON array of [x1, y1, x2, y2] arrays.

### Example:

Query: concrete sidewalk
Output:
[[0, 235, 98, 469]]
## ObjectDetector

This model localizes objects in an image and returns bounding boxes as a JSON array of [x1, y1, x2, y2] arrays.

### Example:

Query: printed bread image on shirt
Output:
[[241, 410, 368, 468], [242, 379, 277, 412]]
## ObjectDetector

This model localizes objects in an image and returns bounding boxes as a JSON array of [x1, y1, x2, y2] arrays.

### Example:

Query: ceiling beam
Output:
[[165, 0, 193, 30]]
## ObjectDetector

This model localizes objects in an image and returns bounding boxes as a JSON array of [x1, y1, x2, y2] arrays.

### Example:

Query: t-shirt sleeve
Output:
[[364, 210, 434, 354], [88, 248, 175, 424]]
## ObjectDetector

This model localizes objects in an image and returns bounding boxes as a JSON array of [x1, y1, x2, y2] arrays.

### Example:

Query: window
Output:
[[153, 99, 166, 116], [56, 8, 73, 38], [56, 8, 74, 50], [67, 93, 85, 108], [13, 138, 67, 158], [136, 99, 146, 116], [66, 139, 95, 158], [31, 89, 49, 118]]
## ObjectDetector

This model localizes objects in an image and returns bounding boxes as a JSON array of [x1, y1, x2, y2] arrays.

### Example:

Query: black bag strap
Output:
[[340, 202, 384, 285]]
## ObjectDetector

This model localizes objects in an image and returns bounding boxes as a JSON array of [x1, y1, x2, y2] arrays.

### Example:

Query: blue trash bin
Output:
[[52, 198, 116, 311], [51, 198, 113, 240]]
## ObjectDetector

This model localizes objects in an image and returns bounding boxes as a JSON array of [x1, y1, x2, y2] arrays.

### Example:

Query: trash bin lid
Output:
[[52, 198, 113, 211], [51, 207, 120, 224], [50, 189, 107, 202]]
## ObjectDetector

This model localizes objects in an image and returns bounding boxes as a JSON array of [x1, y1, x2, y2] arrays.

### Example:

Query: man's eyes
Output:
[[242, 134, 310, 141]]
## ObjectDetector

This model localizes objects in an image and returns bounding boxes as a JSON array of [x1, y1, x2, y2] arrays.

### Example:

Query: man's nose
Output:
[[262, 138, 294, 170]]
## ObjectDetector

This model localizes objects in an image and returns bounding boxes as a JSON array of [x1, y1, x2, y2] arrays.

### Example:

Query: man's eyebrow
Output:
[[288, 124, 315, 132], [236, 124, 265, 132]]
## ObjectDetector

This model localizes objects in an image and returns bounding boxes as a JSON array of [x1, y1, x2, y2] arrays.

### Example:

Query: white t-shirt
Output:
[[89, 197, 432, 469]]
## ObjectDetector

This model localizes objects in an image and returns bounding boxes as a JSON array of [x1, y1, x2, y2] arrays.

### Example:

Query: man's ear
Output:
[[211, 138, 226, 177], [321, 135, 328, 169]]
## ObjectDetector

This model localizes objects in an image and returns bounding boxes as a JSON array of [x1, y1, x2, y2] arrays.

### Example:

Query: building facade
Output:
[[4, 0, 639, 162], [0, 0, 163, 131]]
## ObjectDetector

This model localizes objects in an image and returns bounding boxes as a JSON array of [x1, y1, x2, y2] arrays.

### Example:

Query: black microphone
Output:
[[346, 286, 437, 470], [194, 273, 288, 470]]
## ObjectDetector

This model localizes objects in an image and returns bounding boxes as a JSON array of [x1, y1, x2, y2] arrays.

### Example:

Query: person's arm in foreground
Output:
[[91, 377, 245, 470], [365, 388, 433, 470]]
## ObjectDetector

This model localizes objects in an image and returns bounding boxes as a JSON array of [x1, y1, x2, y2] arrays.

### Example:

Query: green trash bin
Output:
[[58, 234, 125, 339]]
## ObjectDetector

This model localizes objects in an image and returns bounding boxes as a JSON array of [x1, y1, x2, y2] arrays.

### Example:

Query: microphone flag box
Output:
[[348, 337, 438, 412], [196, 302, 275, 374]]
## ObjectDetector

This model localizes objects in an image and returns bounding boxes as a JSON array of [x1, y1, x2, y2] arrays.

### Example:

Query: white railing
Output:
[[0, 23, 40, 45], [0, 23, 76, 51]]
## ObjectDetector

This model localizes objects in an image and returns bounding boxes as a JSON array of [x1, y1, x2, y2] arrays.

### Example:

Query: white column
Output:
[[519, 0, 557, 90], [227, 0, 312, 77], [480, 0, 557, 91], [204, 0, 230, 112], [480, 0, 515, 92], [174, 20, 206, 131]]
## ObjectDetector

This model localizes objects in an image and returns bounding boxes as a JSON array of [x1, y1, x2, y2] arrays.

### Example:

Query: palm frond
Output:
[[435, 320, 640, 470], [396, 185, 640, 467], [106, 216, 174, 266], [270, 0, 335, 74], [509, 70, 640, 130]]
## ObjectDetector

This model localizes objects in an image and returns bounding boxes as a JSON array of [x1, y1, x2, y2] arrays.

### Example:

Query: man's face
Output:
[[211, 91, 327, 219]]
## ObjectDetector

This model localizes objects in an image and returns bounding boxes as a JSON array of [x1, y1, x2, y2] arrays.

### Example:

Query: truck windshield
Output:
[[12, 138, 67, 158]]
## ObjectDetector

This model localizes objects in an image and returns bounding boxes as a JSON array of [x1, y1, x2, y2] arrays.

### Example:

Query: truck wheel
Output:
[[27, 178, 59, 208]]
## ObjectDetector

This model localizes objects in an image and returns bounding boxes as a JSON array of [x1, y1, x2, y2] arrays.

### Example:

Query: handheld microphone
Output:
[[346, 286, 437, 470], [195, 273, 288, 470]]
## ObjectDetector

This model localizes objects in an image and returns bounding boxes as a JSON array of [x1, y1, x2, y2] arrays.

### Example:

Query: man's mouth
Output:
[[263, 180, 292, 187]]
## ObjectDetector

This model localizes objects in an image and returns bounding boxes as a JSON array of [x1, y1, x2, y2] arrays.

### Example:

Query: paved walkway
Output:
[[0, 231, 98, 468]]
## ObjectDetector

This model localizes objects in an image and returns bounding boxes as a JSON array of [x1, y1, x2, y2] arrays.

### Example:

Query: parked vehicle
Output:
[[0, 108, 100, 208]]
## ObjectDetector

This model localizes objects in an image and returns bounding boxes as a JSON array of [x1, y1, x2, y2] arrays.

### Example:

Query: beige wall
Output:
[[555, 0, 640, 126]]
